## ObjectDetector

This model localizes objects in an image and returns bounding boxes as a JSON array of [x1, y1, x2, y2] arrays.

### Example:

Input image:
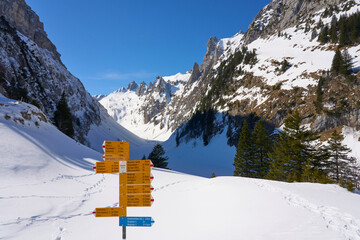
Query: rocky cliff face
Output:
[[0, 0, 145, 148], [244, 0, 343, 44], [0, 0, 61, 62], [0, 14, 101, 144]]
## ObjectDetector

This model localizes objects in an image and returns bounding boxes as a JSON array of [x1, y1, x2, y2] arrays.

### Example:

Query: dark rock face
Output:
[[127, 80, 138, 91], [243, 0, 343, 44], [0, 0, 61, 62], [0, 8, 103, 145], [136, 81, 147, 96], [188, 62, 201, 84]]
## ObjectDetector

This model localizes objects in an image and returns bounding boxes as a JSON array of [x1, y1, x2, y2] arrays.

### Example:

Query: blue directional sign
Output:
[[119, 217, 155, 227]]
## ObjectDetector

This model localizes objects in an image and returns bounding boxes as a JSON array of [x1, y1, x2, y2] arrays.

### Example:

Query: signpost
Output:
[[93, 140, 155, 239]]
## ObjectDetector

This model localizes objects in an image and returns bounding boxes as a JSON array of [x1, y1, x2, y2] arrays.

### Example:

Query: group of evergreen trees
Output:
[[233, 111, 360, 191], [233, 120, 271, 178], [175, 109, 219, 147], [318, 12, 360, 47]]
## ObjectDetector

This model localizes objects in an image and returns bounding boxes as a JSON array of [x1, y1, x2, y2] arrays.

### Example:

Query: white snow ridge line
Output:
[[246, 179, 360, 240]]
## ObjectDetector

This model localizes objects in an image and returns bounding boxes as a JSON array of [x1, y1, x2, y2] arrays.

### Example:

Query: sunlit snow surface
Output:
[[0, 96, 360, 240]]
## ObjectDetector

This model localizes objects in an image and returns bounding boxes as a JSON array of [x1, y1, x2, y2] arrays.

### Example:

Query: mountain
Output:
[[1, 95, 359, 239], [98, 0, 360, 168], [0, 0, 152, 154], [99, 73, 191, 141]]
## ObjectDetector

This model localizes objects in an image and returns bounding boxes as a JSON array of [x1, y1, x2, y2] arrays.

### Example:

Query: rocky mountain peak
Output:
[[136, 81, 148, 96], [188, 62, 201, 84], [126, 80, 138, 91], [153, 77, 171, 95], [203, 36, 219, 66], [244, 0, 343, 43], [0, 0, 62, 63]]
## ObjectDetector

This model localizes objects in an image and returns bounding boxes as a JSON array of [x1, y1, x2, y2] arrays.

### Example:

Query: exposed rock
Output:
[[127, 80, 138, 91], [0, 11, 101, 145], [188, 62, 201, 84], [244, 0, 343, 44], [0, 0, 62, 62], [136, 81, 147, 96]]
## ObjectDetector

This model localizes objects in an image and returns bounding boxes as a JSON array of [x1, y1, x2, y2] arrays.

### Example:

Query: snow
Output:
[[225, 86, 269, 108], [165, 127, 236, 177], [163, 72, 191, 84], [342, 126, 360, 164], [1, 94, 360, 240], [99, 72, 191, 141]]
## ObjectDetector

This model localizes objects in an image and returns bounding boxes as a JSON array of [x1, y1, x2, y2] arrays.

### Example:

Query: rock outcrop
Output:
[[0, 0, 112, 145], [0, 0, 61, 62], [244, 0, 343, 44]]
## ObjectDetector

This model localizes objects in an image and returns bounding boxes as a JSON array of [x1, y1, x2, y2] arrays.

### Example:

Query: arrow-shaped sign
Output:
[[119, 172, 154, 185], [120, 184, 154, 195], [93, 207, 126, 217], [119, 217, 155, 227], [102, 141, 129, 161], [120, 194, 154, 207], [127, 160, 154, 172], [93, 161, 119, 174]]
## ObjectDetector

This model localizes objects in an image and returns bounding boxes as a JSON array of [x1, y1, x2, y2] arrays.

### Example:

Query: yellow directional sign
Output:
[[120, 184, 153, 195], [119, 172, 153, 185], [102, 153, 128, 162], [94, 207, 126, 217], [120, 194, 154, 207], [95, 161, 119, 174], [127, 160, 153, 172], [102, 141, 129, 161]]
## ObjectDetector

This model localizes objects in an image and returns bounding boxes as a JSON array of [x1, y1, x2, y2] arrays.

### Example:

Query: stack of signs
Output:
[[93, 141, 129, 217], [119, 159, 154, 226], [93, 141, 155, 228]]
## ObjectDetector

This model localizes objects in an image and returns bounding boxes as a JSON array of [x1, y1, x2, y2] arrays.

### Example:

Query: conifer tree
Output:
[[54, 92, 74, 138], [268, 111, 319, 182], [339, 17, 349, 46], [341, 49, 353, 75], [318, 25, 329, 44], [148, 144, 169, 168], [329, 16, 338, 43], [267, 133, 290, 181], [251, 120, 272, 178], [331, 49, 344, 74], [233, 120, 254, 177], [350, 21, 358, 43], [324, 130, 356, 183]]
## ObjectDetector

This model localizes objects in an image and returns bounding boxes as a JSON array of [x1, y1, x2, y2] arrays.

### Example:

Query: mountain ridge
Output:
[[0, 0, 153, 154], [99, 0, 360, 152]]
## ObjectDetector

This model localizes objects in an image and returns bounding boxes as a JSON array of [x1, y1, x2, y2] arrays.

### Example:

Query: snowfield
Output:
[[1, 95, 360, 240]]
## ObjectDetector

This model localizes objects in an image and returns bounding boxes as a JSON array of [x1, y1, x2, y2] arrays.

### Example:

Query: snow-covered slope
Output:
[[165, 128, 236, 177], [1, 98, 360, 239]]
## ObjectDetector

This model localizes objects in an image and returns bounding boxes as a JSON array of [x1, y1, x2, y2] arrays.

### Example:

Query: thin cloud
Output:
[[87, 71, 157, 81]]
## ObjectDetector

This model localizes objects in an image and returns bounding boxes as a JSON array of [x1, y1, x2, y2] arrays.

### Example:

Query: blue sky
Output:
[[25, 0, 271, 95]]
